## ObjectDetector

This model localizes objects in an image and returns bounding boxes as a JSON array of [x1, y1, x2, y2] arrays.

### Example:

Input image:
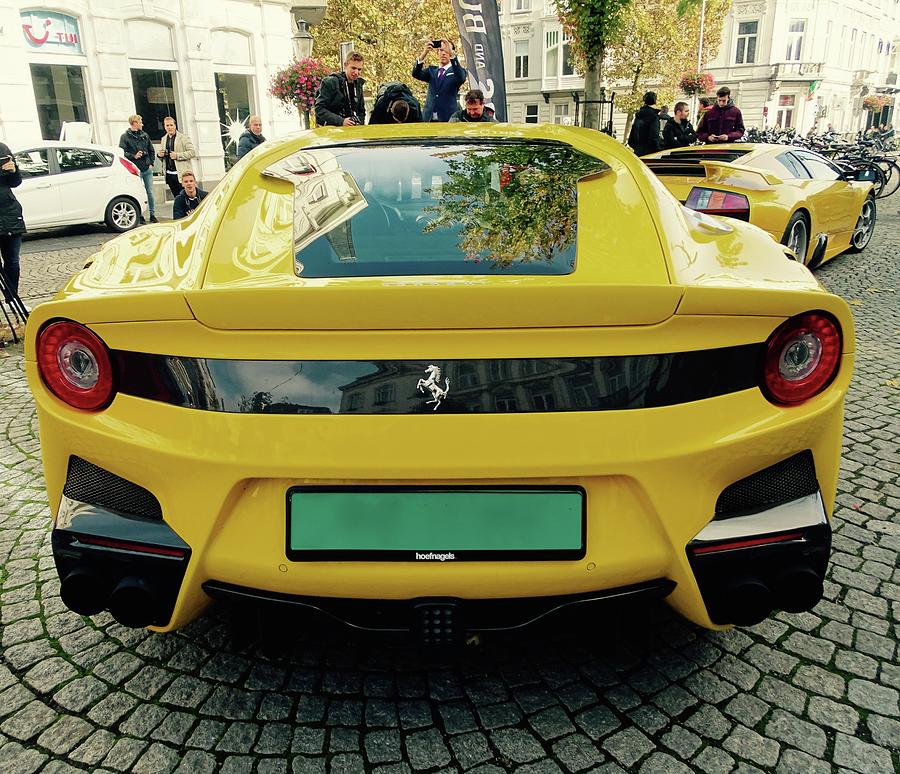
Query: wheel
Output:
[[781, 212, 809, 264], [875, 157, 900, 198], [105, 197, 140, 233], [847, 195, 876, 253]]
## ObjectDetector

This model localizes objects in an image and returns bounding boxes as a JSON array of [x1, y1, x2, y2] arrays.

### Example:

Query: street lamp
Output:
[[292, 18, 313, 60]]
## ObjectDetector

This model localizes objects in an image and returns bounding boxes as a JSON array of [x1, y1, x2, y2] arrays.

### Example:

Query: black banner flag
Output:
[[451, 0, 507, 121]]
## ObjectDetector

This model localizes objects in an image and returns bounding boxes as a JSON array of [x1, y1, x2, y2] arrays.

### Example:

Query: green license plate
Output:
[[286, 486, 585, 561]]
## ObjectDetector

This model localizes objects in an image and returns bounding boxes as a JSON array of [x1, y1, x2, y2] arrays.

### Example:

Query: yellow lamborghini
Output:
[[642, 144, 877, 268], [26, 124, 853, 643]]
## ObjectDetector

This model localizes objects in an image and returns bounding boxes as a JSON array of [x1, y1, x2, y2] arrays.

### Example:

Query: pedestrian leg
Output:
[[0, 234, 22, 302], [141, 168, 156, 221], [167, 175, 182, 199]]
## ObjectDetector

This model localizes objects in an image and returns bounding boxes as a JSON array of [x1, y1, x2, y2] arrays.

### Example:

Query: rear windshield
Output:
[[264, 141, 607, 278]]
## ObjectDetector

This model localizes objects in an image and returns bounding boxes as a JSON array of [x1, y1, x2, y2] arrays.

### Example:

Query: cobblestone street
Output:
[[0, 216, 898, 774]]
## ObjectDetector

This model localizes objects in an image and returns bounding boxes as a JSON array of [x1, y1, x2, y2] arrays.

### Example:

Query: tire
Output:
[[781, 211, 810, 264], [105, 196, 140, 233], [847, 195, 876, 253]]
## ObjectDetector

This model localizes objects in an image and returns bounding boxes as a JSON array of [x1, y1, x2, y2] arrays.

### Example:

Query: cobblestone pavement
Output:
[[1, 215, 898, 774]]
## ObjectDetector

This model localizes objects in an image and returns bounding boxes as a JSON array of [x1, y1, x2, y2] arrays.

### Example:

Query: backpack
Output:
[[372, 82, 422, 122]]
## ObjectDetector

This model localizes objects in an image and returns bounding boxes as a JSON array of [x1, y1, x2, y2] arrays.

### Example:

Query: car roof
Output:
[[16, 140, 121, 153]]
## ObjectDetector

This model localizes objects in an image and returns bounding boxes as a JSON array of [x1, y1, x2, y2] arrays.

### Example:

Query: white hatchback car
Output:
[[12, 141, 149, 233]]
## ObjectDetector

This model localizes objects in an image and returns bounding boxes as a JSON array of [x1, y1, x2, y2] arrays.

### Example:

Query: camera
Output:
[[432, 40, 443, 50]]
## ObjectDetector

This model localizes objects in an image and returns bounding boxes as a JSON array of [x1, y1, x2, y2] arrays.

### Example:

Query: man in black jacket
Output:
[[315, 52, 366, 127], [448, 90, 497, 122], [237, 116, 266, 159], [119, 115, 157, 223], [627, 92, 661, 157], [662, 101, 697, 149], [0, 141, 26, 307], [172, 172, 208, 219]]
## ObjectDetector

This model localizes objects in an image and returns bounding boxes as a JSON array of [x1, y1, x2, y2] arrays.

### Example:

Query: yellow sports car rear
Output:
[[26, 124, 853, 642]]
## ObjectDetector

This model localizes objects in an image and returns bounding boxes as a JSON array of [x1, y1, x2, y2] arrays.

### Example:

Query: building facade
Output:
[[497, 0, 900, 135], [0, 1, 326, 185]]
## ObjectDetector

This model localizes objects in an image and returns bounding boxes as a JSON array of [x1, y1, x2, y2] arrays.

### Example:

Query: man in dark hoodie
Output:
[[236, 116, 266, 159], [663, 101, 697, 149], [119, 115, 157, 222], [627, 92, 661, 157], [315, 52, 367, 127], [448, 90, 497, 122], [697, 86, 745, 143]]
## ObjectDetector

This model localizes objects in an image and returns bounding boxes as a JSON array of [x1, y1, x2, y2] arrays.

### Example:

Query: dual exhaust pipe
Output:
[[60, 569, 162, 628], [721, 565, 823, 626]]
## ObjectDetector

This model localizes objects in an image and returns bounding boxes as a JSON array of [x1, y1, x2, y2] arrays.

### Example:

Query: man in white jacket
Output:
[[156, 117, 196, 198]]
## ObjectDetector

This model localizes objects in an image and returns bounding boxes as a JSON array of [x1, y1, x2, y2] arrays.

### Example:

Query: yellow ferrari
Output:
[[642, 143, 877, 268], [26, 124, 853, 642]]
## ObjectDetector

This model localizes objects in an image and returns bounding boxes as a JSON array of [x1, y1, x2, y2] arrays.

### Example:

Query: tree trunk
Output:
[[622, 68, 643, 141], [583, 49, 604, 130]]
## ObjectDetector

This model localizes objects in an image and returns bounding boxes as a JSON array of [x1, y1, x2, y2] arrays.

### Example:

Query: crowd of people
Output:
[[628, 85, 746, 155]]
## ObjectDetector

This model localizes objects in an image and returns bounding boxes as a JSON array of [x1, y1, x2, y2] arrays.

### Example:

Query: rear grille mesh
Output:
[[63, 456, 163, 521], [715, 450, 819, 520]]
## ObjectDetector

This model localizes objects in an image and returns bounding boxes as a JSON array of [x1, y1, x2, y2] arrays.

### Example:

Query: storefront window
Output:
[[29, 63, 89, 140], [215, 72, 254, 170], [131, 69, 178, 141]]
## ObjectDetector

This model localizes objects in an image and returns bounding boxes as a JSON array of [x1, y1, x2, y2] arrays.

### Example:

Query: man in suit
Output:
[[412, 39, 467, 122]]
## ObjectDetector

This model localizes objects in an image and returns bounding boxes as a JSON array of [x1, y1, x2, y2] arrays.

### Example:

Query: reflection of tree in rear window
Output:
[[266, 142, 608, 278]]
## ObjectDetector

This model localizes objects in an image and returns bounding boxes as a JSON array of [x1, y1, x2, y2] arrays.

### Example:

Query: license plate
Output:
[[286, 486, 586, 561]]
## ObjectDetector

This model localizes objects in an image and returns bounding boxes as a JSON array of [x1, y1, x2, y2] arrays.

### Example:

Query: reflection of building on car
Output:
[[13, 141, 148, 232], [642, 144, 876, 268], [26, 124, 853, 644]]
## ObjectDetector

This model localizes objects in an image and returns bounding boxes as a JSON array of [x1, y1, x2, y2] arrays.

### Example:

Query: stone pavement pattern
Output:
[[0, 217, 898, 773]]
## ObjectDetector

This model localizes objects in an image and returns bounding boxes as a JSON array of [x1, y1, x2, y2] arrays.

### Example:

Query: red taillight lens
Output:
[[37, 321, 115, 411], [685, 187, 750, 221], [761, 312, 842, 405], [118, 157, 139, 176]]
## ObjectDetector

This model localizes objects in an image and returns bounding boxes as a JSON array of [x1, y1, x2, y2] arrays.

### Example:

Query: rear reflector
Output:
[[118, 157, 139, 176], [685, 187, 750, 221], [691, 531, 806, 555], [75, 535, 187, 558]]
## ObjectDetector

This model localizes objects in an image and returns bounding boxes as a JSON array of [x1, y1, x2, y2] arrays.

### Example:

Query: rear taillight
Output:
[[685, 187, 750, 221], [761, 312, 841, 405], [118, 157, 139, 176], [37, 321, 115, 411]]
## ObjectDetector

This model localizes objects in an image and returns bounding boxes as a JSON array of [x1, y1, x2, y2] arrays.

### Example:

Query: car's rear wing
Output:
[[643, 158, 782, 190]]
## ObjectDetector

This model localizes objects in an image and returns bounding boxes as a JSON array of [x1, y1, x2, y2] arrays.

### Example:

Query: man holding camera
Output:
[[315, 52, 366, 127], [413, 39, 467, 122]]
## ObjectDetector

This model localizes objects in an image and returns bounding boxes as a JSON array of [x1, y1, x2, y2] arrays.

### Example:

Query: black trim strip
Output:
[[112, 345, 763, 415]]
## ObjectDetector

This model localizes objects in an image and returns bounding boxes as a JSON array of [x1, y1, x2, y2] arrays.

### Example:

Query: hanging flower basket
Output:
[[862, 94, 888, 112], [679, 72, 716, 96], [268, 57, 330, 117]]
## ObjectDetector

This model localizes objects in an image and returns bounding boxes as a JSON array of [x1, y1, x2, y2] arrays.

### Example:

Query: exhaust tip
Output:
[[724, 577, 773, 626], [773, 566, 824, 613], [108, 577, 161, 628], [60, 568, 110, 616]]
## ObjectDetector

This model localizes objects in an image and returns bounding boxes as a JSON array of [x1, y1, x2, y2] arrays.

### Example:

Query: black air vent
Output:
[[63, 456, 163, 521], [715, 450, 819, 520]]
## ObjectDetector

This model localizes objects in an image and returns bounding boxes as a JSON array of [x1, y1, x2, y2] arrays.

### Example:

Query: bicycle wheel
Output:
[[875, 157, 900, 198]]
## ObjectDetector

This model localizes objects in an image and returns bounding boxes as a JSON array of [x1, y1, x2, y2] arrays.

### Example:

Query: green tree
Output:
[[606, 0, 730, 138], [310, 0, 460, 104], [555, 0, 633, 130]]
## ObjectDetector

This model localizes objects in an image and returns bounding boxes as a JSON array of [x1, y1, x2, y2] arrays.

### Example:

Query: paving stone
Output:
[[601, 726, 654, 769], [330, 753, 366, 774], [35, 714, 93, 755], [683, 705, 731, 741], [660, 725, 701, 759], [131, 741, 181, 774], [722, 724, 780, 769], [330, 727, 360, 753], [551, 733, 601, 772], [806, 695, 861, 735], [723, 693, 770, 728], [574, 705, 621, 741], [755, 676, 806, 715], [438, 702, 476, 734], [0, 741, 47, 774], [406, 727, 452, 769], [151, 711, 196, 745], [514, 759, 564, 774], [832, 732, 895, 772], [626, 705, 669, 735], [88, 691, 139, 727], [529, 706, 576, 740], [366, 729, 403, 764], [638, 752, 692, 774], [764, 709, 827, 757], [774, 749, 831, 774], [691, 746, 735, 774], [478, 701, 523, 729], [866, 714, 900, 748], [120, 703, 168, 737], [53, 675, 109, 713], [847, 678, 899, 715], [450, 731, 493, 769], [173, 750, 218, 774], [216, 721, 260, 753], [102, 738, 148, 771], [69, 729, 117, 765], [792, 664, 845, 699], [0, 699, 56, 740]]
